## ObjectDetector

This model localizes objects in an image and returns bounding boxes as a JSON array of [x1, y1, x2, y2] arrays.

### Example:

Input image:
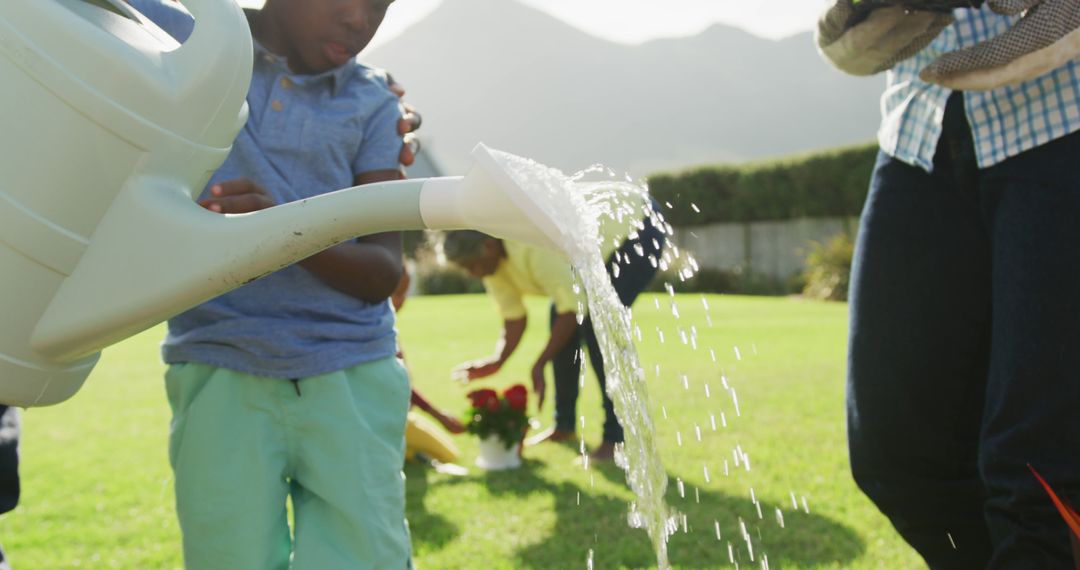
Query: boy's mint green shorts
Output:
[[165, 358, 412, 570]]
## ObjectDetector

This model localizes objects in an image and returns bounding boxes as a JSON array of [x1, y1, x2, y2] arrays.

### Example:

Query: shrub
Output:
[[415, 266, 485, 295], [801, 233, 854, 301], [647, 142, 877, 225]]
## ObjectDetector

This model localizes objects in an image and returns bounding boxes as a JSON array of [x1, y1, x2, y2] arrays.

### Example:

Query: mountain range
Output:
[[366, 0, 886, 177]]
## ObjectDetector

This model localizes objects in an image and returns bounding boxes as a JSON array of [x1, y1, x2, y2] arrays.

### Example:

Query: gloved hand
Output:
[[920, 0, 1080, 90], [817, 0, 956, 75]]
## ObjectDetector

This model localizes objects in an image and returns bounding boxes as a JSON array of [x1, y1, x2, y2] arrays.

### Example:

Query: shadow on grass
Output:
[[403, 462, 461, 551], [405, 458, 864, 568]]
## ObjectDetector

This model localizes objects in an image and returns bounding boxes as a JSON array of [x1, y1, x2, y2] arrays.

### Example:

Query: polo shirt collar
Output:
[[252, 39, 352, 95]]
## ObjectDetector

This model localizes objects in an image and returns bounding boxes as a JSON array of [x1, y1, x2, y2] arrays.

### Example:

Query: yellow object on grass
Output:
[[405, 412, 460, 464]]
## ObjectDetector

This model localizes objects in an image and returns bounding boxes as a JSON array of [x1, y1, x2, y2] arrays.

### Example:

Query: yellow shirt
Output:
[[483, 241, 580, 320], [482, 191, 652, 320]]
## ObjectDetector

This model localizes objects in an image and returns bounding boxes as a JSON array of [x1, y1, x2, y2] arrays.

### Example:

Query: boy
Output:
[[442, 200, 665, 462], [129, 1, 414, 568]]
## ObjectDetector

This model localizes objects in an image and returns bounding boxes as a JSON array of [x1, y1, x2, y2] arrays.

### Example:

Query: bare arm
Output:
[[454, 317, 527, 380], [531, 311, 579, 410], [297, 170, 404, 303]]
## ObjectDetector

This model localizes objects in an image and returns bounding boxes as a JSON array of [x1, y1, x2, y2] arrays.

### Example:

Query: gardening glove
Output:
[[921, 0, 1080, 89], [817, 0, 956, 75]]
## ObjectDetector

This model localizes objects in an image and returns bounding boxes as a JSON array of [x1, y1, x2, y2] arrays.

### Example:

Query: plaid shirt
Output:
[[881, 6, 1080, 172]]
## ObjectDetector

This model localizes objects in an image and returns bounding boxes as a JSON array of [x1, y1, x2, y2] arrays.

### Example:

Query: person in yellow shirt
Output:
[[442, 200, 664, 461]]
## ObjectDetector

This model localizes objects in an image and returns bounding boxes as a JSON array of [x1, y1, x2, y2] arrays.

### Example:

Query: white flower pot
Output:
[[475, 435, 522, 470]]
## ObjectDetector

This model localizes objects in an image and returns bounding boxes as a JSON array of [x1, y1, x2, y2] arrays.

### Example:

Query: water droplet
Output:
[[676, 431, 683, 447], [704, 464, 711, 483], [677, 478, 685, 498], [691, 203, 701, 213], [709, 349, 717, 362], [710, 413, 718, 431], [775, 508, 785, 529], [790, 492, 798, 510], [947, 532, 957, 549], [681, 374, 689, 390], [587, 549, 594, 569], [715, 520, 722, 541], [801, 496, 810, 514], [750, 487, 757, 505], [694, 424, 702, 442], [734, 346, 742, 360], [704, 383, 711, 398]]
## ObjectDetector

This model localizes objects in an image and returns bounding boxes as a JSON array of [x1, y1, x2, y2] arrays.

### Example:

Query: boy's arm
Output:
[[199, 175, 403, 302], [297, 170, 404, 303]]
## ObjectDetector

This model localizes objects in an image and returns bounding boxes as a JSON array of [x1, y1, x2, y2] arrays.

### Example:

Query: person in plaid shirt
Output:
[[818, 2, 1080, 568]]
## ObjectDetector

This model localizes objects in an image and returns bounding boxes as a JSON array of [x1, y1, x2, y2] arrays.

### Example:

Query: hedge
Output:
[[647, 142, 878, 225]]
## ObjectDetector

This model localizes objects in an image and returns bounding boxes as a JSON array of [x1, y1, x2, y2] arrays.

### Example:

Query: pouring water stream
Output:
[[486, 150, 678, 567]]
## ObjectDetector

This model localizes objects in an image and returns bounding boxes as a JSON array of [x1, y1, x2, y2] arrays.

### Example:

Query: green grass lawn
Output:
[[0, 294, 924, 569]]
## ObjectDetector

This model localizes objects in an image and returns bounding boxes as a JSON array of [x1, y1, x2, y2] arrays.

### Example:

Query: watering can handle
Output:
[[164, 0, 254, 146]]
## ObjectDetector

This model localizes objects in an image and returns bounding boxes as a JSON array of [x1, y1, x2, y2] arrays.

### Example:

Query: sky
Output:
[[238, 0, 823, 47]]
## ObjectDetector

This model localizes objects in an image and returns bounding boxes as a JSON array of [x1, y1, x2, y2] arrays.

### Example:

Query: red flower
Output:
[[503, 384, 528, 411], [467, 389, 498, 410], [462, 384, 530, 448]]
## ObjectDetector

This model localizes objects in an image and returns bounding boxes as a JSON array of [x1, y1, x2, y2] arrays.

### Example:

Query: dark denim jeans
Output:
[[550, 208, 666, 444], [849, 92, 1080, 569], [0, 404, 19, 570]]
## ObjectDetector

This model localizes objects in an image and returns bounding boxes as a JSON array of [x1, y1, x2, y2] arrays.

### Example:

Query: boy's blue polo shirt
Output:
[[136, 1, 406, 378]]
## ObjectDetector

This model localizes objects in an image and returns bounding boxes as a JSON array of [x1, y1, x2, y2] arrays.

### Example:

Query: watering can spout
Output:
[[27, 144, 568, 381]]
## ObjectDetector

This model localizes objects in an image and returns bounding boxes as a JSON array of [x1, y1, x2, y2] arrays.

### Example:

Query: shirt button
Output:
[[280, 77, 294, 90], [271, 100, 284, 112]]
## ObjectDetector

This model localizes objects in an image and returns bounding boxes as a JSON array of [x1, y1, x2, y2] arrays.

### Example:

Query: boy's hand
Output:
[[199, 179, 276, 213], [387, 75, 422, 170], [434, 412, 466, 434]]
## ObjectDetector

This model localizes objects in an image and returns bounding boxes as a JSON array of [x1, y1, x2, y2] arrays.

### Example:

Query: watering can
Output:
[[0, 0, 570, 407]]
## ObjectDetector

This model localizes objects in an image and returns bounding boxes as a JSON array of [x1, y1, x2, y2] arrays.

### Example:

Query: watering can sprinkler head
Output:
[[420, 144, 572, 256]]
